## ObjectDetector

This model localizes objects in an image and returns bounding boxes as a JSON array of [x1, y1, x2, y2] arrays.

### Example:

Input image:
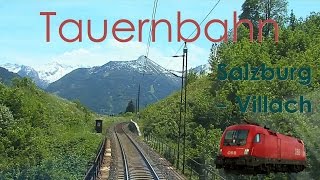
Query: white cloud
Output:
[[3, 39, 210, 71], [50, 47, 107, 66], [188, 43, 210, 66]]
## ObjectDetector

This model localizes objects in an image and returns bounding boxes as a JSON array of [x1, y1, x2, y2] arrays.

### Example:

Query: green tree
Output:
[[0, 104, 14, 135], [239, 0, 261, 38], [125, 100, 135, 113], [187, 71, 198, 84], [140, 12, 320, 179], [239, 0, 288, 38], [289, 9, 297, 30], [208, 12, 320, 178], [0, 78, 104, 179]]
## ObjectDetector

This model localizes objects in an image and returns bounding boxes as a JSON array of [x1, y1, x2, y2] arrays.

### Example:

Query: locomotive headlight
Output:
[[244, 149, 249, 155]]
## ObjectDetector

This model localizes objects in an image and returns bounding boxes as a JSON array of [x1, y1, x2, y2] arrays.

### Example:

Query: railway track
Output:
[[114, 123, 166, 180]]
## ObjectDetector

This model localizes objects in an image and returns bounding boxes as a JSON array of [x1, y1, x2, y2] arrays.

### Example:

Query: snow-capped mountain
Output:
[[1, 62, 87, 88], [1, 63, 23, 73], [47, 56, 181, 114], [190, 63, 211, 75], [1, 63, 48, 88], [35, 62, 88, 84], [90, 55, 177, 80], [0, 67, 20, 85]]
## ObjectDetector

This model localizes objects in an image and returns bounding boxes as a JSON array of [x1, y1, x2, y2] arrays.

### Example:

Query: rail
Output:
[[84, 137, 107, 180], [115, 127, 130, 180], [122, 125, 160, 180], [84, 123, 162, 180]]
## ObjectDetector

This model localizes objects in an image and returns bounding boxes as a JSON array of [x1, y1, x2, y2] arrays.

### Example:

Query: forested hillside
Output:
[[0, 67, 20, 85], [140, 11, 320, 179], [47, 56, 180, 114], [0, 78, 103, 179]]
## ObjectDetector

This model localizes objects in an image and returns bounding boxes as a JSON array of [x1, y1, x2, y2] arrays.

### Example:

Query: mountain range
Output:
[[46, 56, 181, 114], [1, 57, 210, 114], [1, 62, 86, 88], [190, 63, 211, 75], [0, 67, 20, 85]]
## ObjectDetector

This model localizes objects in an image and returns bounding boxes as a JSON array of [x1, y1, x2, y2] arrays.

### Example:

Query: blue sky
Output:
[[0, 0, 319, 70]]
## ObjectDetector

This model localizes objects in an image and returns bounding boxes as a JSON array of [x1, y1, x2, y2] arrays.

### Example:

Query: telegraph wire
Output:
[[149, 0, 222, 85], [137, 1, 226, 177], [174, 0, 222, 55], [140, 0, 222, 110], [137, 0, 160, 114], [146, 0, 159, 57]]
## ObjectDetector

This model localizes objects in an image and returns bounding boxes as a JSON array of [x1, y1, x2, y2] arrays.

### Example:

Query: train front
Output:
[[215, 125, 255, 173]]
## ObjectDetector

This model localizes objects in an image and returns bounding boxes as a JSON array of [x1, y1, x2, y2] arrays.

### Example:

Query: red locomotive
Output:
[[215, 123, 307, 174]]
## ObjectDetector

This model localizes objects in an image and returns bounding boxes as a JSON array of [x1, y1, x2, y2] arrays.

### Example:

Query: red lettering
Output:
[[40, 12, 56, 42], [152, 19, 172, 42], [205, 19, 228, 43], [177, 11, 200, 42], [40, 11, 280, 44], [59, 19, 82, 42], [138, 19, 150, 42], [112, 19, 135, 42], [88, 20, 108, 42], [258, 19, 279, 43], [233, 11, 254, 42]]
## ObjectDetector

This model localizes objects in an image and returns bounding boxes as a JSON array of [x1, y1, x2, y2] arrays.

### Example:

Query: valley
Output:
[[1, 56, 206, 114]]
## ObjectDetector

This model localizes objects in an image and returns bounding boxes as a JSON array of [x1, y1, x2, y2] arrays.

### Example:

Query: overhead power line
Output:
[[137, 0, 160, 114], [174, 0, 222, 55], [146, 0, 159, 58], [148, 0, 222, 86]]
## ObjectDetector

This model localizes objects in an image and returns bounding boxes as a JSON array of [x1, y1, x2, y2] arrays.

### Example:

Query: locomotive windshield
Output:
[[224, 130, 249, 146]]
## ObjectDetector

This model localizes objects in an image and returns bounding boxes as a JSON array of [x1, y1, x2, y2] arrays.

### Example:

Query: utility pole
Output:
[[135, 98, 138, 114], [182, 42, 188, 173], [137, 84, 141, 114], [172, 43, 188, 171], [177, 52, 185, 170], [137, 56, 148, 117], [136, 56, 157, 117]]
